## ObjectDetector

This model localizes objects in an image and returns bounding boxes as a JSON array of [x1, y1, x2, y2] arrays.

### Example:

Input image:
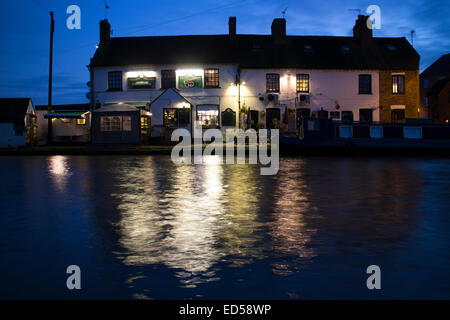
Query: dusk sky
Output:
[[0, 0, 449, 105]]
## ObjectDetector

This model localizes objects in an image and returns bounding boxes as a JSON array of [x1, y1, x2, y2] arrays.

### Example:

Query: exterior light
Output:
[[241, 81, 246, 85]]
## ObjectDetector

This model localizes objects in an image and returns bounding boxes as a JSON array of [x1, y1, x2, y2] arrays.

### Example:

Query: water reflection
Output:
[[271, 158, 318, 275], [47, 156, 71, 191], [113, 156, 266, 289]]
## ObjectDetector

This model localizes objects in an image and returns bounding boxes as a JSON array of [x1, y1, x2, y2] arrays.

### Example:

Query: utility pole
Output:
[[47, 11, 54, 144]]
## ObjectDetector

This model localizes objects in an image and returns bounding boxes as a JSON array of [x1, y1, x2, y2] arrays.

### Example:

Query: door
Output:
[[266, 108, 280, 129]]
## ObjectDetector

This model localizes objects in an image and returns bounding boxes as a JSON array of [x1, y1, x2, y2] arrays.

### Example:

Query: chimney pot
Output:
[[229, 16, 236, 40], [100, 19, 111, 44], [271, 18, 286, 44], [353, 15, 372, 43]]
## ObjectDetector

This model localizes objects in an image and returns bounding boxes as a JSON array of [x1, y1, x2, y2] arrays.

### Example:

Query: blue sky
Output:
[[0, 0, 449, 105]]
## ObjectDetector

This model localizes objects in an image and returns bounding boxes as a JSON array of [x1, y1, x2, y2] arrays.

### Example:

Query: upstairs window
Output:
[[296, 74, 310, 93], [161, 70, 176, 89], [108, 71, 122, 91], [204, 69, 219, 88], [266, 73, 280, 93], [304, 44, 313, 53], [387, 44, 396, 51], [358, 74, 372, 94], [392, 75, 405, 94], [341, 45, 351, 53]]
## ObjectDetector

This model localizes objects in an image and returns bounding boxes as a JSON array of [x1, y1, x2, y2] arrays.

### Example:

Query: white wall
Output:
[[240, 69, 380, 121], [93, 65, 381, 130], [92, 64, 239, 109], [0, 123, 25, 147]]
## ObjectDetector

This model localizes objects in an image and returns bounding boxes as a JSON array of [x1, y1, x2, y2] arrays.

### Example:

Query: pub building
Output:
[[88, 15, 419, 144]]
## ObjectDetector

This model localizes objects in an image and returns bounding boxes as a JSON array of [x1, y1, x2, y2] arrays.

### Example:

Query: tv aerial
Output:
[[282, 7, 288, 19]]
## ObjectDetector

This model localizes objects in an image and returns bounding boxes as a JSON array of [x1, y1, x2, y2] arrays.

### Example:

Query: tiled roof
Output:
[[91, 34, 419, 70], [421, 53, 450, 76], [0, 98, 33, 123]]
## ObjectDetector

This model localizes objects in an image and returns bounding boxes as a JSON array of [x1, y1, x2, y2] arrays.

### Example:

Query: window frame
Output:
[[163, 108, 179, 127], [107, 71, 123, 91], [392, 75, 405, 94], [266, 73, 280, 93], [296, 74, 310, 93], [196, 105, 220, 129], [358, 74, 372, 94], [204, 68, 220, 88]]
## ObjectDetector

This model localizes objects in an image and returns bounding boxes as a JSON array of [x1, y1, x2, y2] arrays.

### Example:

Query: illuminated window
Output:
[[392, 75, 405, 94], [296, 74, 309, 93], [266, 73, 280, 92], [141, 116, 149, 129], [358, 74, 372, 94], [163, 108, 178, 127], [161, 70, 176, 89], [76, 118, 86, 125], [108, 71, 122, 91], [204, 69, 219, 88], [197, 105, 219, 128]]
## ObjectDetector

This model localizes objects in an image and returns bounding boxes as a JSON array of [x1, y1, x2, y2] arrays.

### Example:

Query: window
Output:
[[341, 111, 354, 121], [387, 44, 396, 51], [108, 71, 122, 91], [123, 116, 131, 131], [100, 116, 123, 131], [318, 109, 329, 119], [341, 45, 350, 53], [392, 75, 405, 94], [197, 105, 219, 128], [370, 126, 383, 138], [339, 126, 353, 138], [266, 73, 280, 92], [296, 74, 310, 93], [423, 97, 428, 106], [161, 70, 176, 89], [204, 69, 219, 88], [359, 74, 372, 94], [163, 108, 178, 127], [304, 44, 313, 53], [359, 109, 373, 122], [404, 127, 422, 139], [391, 109, 405, 123], [76, 118, 86, 125], [141, 116, 149, 129], [266, 108, 281, 129], [330, 111, 340, 120], [221, 108, 236, 126], [423, 79, 429, 89]]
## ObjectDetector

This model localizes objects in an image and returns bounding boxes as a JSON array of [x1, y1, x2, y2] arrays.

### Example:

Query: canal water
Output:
[[0, 155, 449, 299]]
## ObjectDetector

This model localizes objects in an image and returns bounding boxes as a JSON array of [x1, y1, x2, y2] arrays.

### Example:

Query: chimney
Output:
[[353, 15, 372, 44], [271, 18, 286, 44], [100, 19, 111, 44], [228, 16, 236, 40]]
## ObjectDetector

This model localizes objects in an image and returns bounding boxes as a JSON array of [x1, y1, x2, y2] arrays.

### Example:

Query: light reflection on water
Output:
[[2, 155, 450, 299]]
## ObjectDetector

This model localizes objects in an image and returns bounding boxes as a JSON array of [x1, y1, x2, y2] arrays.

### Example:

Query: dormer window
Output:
[[252, 43, 263, 52], [387, 44, 396, 51], [341, 45, 351, 53], [304, 44, 313, 52]]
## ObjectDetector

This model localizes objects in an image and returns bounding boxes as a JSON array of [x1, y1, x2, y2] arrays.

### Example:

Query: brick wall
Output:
[[379, 69, 420, 122]]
